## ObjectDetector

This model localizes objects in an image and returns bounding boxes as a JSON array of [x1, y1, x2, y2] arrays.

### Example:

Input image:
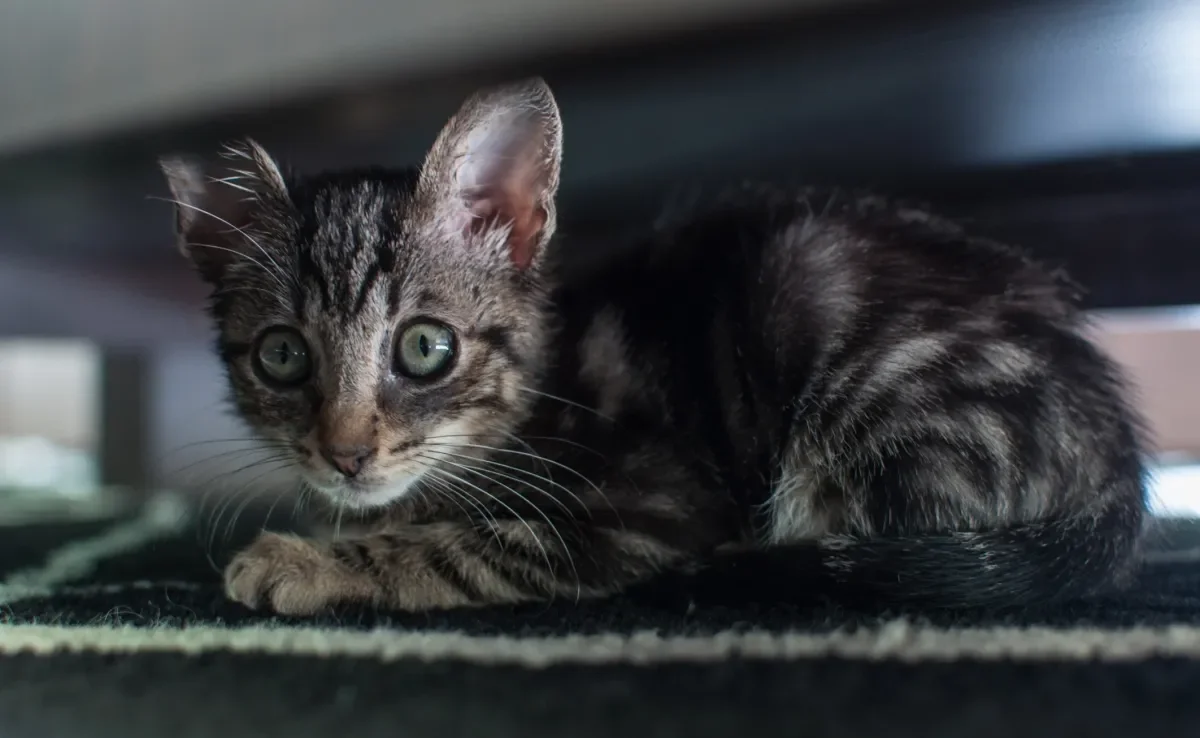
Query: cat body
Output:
[[161, 79, 1146, 616]]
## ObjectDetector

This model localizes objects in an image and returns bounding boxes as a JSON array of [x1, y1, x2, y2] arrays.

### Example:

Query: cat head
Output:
[[160, 78, 563, 510]]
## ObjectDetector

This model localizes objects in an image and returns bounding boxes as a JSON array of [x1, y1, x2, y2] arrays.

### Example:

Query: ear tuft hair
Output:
[[158, 139, 291, 283], [417, 78, 562, 271]]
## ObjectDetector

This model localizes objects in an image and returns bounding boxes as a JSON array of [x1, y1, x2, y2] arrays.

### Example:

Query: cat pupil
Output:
[[418, 334, 430, 357]]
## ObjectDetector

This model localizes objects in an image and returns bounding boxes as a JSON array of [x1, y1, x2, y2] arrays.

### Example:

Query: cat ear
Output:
[[417, 78, 562, 271], [158, 139, 289, 283]]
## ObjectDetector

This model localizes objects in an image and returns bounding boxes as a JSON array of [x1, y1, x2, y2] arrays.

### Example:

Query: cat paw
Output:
[[223, 532, 370, 616]]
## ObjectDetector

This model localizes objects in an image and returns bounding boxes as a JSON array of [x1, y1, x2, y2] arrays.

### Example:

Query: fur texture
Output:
[[160, 78, 1148, 616]]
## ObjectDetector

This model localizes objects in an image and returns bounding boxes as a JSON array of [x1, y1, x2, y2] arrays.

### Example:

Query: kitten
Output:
[[160, 78, 1147, 616]]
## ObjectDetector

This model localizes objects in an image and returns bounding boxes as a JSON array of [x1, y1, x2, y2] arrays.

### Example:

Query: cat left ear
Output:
[[158, 139, 291, 284], [417, 78, 562, 271]]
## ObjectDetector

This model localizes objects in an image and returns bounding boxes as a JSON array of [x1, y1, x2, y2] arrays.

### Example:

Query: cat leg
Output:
[[224, 510, 696, 616]]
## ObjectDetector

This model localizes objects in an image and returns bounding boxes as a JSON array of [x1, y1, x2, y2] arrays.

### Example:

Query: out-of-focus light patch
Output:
[[0, 435, 117, 525], [0, 436, 97, 496], [970, 0, 1200, 166], [1143, 0, 1200, 145], [1090, 304, 1200, 333], [1150, 464, 1200, 517]]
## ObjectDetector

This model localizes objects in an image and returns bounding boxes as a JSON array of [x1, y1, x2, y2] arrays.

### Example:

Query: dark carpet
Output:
[[2, 496, 1199, 738]]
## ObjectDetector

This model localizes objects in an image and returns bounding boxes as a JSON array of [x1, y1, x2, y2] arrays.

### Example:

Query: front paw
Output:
[[223, 532, 372, 616]]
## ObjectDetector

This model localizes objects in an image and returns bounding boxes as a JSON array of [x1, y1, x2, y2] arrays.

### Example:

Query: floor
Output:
[[1, 494, 1200, 737]]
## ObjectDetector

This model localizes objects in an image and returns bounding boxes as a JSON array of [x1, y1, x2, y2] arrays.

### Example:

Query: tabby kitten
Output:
[[161, 78, 1147, 616]]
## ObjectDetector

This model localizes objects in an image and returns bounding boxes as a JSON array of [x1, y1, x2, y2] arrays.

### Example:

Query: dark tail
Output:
[[638, 503, 1145, 611]]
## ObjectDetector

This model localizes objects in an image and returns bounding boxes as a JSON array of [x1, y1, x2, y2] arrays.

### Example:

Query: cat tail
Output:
[[644, 498, 1146, 610]]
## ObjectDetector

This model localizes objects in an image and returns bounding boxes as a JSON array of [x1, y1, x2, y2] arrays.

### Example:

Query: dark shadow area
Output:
[[1, 0, 1198, 311]]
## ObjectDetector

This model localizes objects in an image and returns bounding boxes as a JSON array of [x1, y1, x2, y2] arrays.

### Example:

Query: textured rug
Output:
[[2, 494, 1200, 738]]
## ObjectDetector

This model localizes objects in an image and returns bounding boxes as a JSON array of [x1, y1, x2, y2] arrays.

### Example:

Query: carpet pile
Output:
[[2, 495, 1199, 737]]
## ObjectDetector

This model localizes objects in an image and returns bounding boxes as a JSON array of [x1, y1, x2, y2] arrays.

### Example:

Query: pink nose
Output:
[[322, 447, 372, 478]]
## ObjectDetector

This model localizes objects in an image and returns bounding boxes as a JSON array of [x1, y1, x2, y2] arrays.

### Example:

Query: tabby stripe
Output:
[[297, 247, 332, 310], [586, 509, 693, 554], [447, 395, 509, 415], [374, 241, 400, 315], [389, 438, 422, 454], [416, 289, 442, 309], [386, 281, 402, 314], [375, 241, 397, 273], [479, 544, 554, 599], [424, 545, 487, 603], [478, 326, 522, 368], [483, 522, 562, 575], [331, 541, 374, 571], [811, 313, 894, 435], [350, 260, 381, 318], [498, 519, 616, 592]]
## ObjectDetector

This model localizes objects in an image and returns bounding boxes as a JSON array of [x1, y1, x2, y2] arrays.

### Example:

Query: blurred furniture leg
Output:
[[98, 347, 151, 499]]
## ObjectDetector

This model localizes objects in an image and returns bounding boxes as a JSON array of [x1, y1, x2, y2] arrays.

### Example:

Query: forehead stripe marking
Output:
[[350, 260, 382, 318], [298, 246, 332, 310]]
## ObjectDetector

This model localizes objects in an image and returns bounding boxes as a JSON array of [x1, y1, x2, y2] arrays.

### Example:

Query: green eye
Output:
[[254, 327, 312, 385], [394, 320, 456, 379]]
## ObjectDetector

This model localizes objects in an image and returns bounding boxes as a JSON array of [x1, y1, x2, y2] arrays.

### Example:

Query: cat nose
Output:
[[322, 446, 372, 478]]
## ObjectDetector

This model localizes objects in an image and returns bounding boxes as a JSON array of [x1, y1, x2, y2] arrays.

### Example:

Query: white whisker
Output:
[[184, 241, 288, 294], [422, 465, 554, 576], [509, 432, 609, 459], [411, 463, 505, 550], [150, 195, 293, 291], [421, 447, 586, 516], [518, 386, 613, 421], [423, 441, 612, 510], [214, 460, 294, 549], [419, 453, 581, 599], [207, 176, 255, 194], [214, 284, 293, 304]]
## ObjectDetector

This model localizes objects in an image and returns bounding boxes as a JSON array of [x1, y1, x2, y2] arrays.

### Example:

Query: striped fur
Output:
[[161, 80, 1148, 616]]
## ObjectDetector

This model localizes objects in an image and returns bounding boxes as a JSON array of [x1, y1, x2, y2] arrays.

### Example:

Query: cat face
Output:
[[160, 79, 563, 510]]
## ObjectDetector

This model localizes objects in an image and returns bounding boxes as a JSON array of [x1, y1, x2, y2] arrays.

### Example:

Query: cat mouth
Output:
[[308, 468, 425, 511]]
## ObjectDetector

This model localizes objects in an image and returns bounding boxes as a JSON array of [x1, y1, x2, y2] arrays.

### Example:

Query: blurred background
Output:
[[0, 0, 1198, 522]]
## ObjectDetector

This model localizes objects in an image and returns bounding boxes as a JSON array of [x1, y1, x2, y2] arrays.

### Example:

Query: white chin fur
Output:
[[306, 472, 423, 511]]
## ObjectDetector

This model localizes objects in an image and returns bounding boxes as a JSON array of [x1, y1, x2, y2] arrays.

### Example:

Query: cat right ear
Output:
[[416, 78, 562, 271], [158, 139, 289, 283]]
